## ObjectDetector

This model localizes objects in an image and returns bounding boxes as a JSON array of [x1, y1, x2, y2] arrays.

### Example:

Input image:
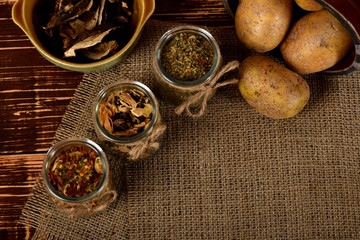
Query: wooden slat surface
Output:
[[0, 0, 233, 239], [0, 154, 44, 239]]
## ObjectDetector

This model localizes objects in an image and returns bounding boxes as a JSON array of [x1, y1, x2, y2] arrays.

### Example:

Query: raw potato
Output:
[[238, 55, 310, 119], [280, 9, 353, 74], [295, 0, 324, 11], [235, 0, 293, 53]]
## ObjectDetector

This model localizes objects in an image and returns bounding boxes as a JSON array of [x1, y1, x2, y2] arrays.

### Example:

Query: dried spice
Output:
[[48, 145, 103, 198], [41, 0, 133, 62], [160, 32, 215, 81], [98, 88, 153, 138]]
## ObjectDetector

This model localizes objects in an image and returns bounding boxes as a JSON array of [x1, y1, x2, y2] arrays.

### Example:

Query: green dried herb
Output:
[[160, 32, 215, 81]]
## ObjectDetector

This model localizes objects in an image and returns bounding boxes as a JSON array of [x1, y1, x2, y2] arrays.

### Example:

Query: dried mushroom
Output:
[[42, 0, 133, 62], [45, 0, 94, 30], [82, 40, 119, 60], [64, 25, 119, 57], [98, 88, 153, 138]]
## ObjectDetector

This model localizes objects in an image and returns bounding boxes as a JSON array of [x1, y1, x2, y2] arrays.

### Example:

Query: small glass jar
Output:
[[42, 137, 116, 219], [153, 25, 222, 106], [93, 80, 165, 161]]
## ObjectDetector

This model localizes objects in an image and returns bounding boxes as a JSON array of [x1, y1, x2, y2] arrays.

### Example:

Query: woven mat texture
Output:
[[19, 19, 360, 239]]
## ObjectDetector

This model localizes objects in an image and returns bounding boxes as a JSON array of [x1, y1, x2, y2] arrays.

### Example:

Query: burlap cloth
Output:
[[19, 20, 360, 239]]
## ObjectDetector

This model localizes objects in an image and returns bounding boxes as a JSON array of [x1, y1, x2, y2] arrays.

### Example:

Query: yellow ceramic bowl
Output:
[[12, 0, 155, 72]]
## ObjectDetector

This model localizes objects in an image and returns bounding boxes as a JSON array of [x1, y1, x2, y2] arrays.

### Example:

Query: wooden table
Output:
[[0, 0, 233, 239]]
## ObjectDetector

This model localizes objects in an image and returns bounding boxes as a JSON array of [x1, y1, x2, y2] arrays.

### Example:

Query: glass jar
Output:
[[42, 137, 116, 219], [93, 80, 165, 161], [153, 25, 222, 107]]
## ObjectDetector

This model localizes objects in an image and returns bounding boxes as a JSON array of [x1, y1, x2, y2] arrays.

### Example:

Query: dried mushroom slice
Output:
[[130, 103, 153, 118], [82, 40, 119, 60], [130, 107, 145, 118], [64, 25, 118, 57], [45, 0, 94, 30], [98, 0, 106, 25], [83, 4, 101, 31], [121, 1, 132, 16], [142, 103, 153, 118], [107, 0, 132, 24], [119, 91, 137, 109], [59, 6, 101, 50]]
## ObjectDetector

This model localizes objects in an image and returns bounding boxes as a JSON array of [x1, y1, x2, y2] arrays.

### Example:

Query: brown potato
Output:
[[235, 0, 293, 53], [280, 9, 353, 74], [295, 0, 324, 11], [238, 55, 310, 119]]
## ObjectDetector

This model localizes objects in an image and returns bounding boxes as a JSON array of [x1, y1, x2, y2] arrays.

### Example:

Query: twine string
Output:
[[127, 124, 167, 160], [175, 60, 240, 118], [60, 190, 118, 219]]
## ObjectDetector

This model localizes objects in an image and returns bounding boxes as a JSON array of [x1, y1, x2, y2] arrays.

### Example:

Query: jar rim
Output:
[[42, 137, 109, 203], [93, 80, 159, 143], [154, 25, 222, 87]]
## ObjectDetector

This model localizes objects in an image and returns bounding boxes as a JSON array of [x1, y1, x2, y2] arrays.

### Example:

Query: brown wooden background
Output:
[[0, 0, 234, 239]]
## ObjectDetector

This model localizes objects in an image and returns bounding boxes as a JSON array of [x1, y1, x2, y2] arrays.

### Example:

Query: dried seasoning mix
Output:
[[40, 0, 133, 62], [98, 88, 153, 138], [48, 145, 103, 198], [160, 32, 215, 81]]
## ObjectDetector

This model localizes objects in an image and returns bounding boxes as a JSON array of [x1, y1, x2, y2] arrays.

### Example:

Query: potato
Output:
[[238, 55, 310, 119], [235, 0, 293, 53], [280, 9, 353, 74], [295, 0, 323, 11]]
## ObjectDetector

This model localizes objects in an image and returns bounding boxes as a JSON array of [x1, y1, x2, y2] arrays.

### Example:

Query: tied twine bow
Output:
[[127, 124, 167, 161], [175, 60, 240, 118], [60, 190, 117, 219]]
